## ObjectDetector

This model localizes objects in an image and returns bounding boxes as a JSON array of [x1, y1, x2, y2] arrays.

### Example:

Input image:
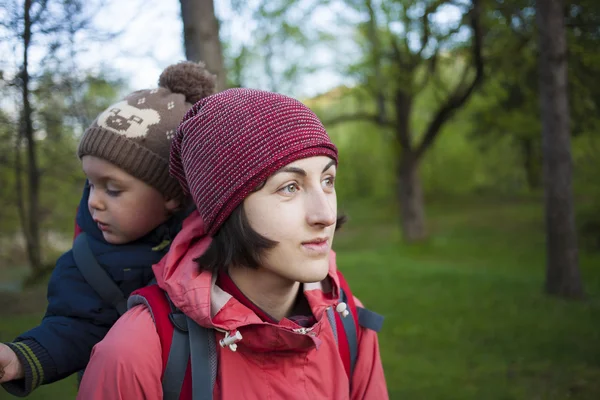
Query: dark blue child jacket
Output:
[[2, 183, 184, 396]]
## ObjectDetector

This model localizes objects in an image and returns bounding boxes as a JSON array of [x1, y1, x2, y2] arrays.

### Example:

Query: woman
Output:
[[78, 88, 388, 399]]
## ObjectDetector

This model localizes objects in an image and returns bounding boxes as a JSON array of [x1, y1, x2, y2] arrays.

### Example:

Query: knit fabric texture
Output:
[[78, 62, 216, 199], [170, 88, 338, 236]]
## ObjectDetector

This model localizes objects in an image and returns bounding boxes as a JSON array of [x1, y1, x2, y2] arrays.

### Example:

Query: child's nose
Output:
[[88, 189, 105, 211]]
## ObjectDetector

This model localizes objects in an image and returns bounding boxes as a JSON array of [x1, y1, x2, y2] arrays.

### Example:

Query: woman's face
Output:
[[243, 156, 337, 283]]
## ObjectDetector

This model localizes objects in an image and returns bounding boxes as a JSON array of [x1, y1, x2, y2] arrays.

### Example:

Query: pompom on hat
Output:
[[78, 61, 216, 199], [170, 88, 338, 236]]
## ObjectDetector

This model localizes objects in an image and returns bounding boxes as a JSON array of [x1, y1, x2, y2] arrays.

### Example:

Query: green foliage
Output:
[[573, 133, 600, 252], [225, 0, 332, 93], [0, 110, 19, 231], [469, 0, 600, 193], [310, 61, 533, 201], [309, 88, 397, 203], [33, 71, 123, 235], [331, 121, 397, 203], [0, 70, 122, 266], [578, 205, 600, 253]]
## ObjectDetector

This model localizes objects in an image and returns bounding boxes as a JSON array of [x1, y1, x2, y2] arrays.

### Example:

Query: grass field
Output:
[[1, 197, 599, 399]]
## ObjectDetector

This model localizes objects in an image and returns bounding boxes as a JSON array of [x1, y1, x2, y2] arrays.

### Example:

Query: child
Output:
[[78, 88, 388, 399], [0, 61, 216, 396]]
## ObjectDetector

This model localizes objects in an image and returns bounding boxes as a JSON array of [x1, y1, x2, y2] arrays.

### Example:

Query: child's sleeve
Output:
[[1, 249, 119, 396]]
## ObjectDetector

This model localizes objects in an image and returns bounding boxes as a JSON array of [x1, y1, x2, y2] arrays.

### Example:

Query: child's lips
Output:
[[95, 220, 110, 231]]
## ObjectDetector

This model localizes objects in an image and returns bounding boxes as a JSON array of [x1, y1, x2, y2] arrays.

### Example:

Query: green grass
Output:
[[335, 197, 600, 399], [1, 197, 599, 399]]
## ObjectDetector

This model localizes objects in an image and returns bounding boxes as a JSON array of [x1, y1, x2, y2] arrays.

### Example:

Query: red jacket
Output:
[[77, 211, 388, 400]]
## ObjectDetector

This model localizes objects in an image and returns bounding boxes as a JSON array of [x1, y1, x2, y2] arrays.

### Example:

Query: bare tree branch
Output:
[[393, 90, 413, 151], [414, 0, 484, 161], [400, 3, 413, 61], [412, 1, 467, 94], [30, 0, 49, 25], [14, 116, 29, 249], [380, 0, 414, 71], [416, 10, 430, 59], [365, 0, 386, 123], [416, 0, 449, 59]]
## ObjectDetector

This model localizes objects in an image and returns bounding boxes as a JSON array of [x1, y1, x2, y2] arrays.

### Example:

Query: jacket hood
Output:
[[152, 211, 345, 353]]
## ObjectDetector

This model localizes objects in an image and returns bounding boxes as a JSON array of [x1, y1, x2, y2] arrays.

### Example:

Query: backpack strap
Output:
[[129, 285, 216, 400], [333, 270, 359, 381], [72, 232, 127, 315], [331, 270, 385, 386], [163, 307, 191, 400], [187, 317, 216, 400], [357, 307, 384, 333]]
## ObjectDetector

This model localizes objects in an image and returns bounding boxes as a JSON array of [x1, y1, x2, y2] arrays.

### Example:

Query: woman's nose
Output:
[[306, 189, 336, 227]]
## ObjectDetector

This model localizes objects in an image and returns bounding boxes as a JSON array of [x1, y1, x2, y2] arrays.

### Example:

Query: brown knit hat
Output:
[[77, 61, 216, 199]]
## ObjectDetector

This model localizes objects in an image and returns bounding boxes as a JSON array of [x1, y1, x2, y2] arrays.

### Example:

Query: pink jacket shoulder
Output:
[[77, 305, 163, 400]]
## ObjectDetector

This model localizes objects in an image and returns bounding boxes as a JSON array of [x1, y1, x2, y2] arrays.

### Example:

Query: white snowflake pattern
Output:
[[166, 130, 175, 139], [167, 101, 175, 110], [150, 89, 159, 94], [137, 97, 146, 105]]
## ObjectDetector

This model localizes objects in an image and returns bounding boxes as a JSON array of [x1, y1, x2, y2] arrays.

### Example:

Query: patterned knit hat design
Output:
[[170, 88, 338, 236], [77, 61, 216, 199]]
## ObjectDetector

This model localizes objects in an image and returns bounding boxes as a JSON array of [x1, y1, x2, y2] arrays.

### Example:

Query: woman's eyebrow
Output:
[[273, 166, 306, 177], [273, 160, 336, 177], [322, 159, 336, 173]]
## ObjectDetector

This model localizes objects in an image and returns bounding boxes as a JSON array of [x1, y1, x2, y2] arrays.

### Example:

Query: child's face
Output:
[[243, 156, 337, 283], [82, 156, 180, 244]]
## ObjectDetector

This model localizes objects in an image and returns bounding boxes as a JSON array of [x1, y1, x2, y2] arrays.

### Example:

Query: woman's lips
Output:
[[301, 238, 330, 254]]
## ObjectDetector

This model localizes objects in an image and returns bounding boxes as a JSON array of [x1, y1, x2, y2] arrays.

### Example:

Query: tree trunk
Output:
[[179, 0, 227, 91], [536, 0, 584, 298], [21, 0, 43, 273], [14, 130, 28, 251], [398, 155, 427, 241], [395, 91, 427, 241]]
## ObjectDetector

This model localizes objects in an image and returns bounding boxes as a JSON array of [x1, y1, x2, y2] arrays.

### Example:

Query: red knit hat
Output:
[[170, 88, 338, 236]]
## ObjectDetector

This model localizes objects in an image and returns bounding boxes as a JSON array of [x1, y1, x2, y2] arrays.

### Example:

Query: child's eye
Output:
[[106, 188, 121, 197], [279, 183, 299, 195]]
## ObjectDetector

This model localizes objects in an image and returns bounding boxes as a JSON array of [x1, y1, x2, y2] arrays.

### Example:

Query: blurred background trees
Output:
[[1, 1, 599, 396], [1, 0, 598, 295]]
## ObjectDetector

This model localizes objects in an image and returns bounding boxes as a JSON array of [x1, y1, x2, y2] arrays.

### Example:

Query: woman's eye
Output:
[[323, 176, 335, 188], [280, 183, 299, 194]]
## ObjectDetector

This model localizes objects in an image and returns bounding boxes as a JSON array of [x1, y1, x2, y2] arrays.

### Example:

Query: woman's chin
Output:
[[295, 261, 330, 284]]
